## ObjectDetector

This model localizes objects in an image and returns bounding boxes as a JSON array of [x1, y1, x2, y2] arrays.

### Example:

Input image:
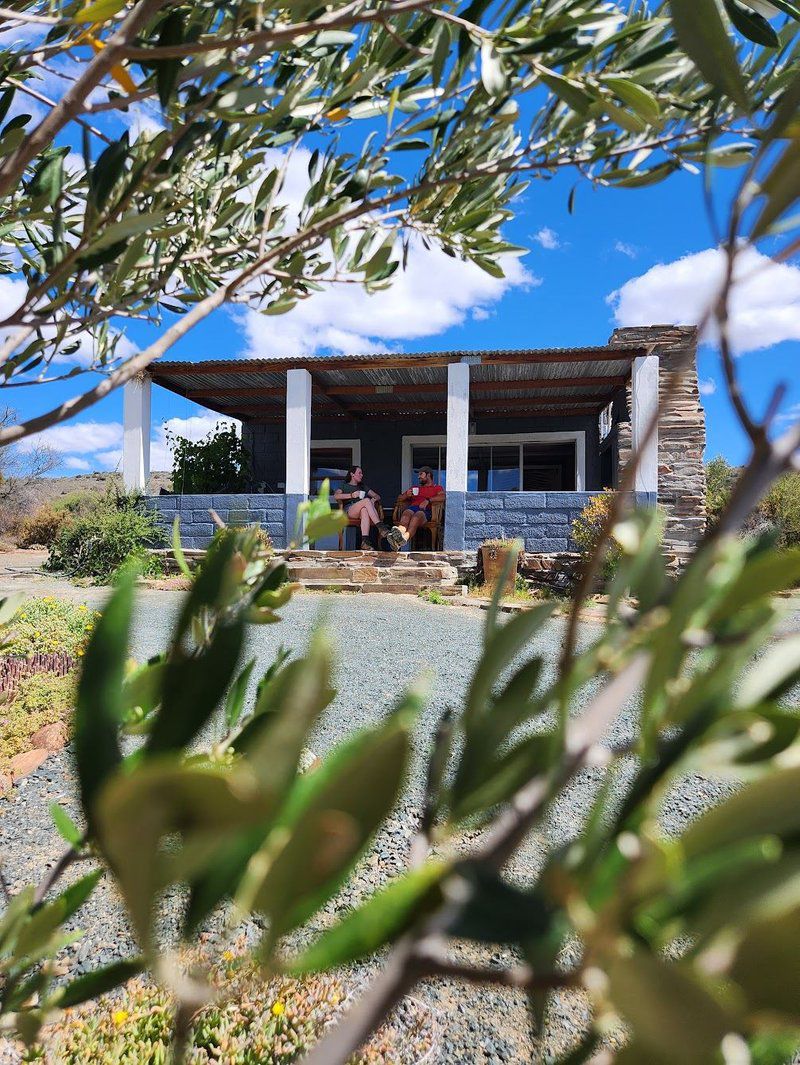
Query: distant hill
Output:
[[30, 471, 173, 505]]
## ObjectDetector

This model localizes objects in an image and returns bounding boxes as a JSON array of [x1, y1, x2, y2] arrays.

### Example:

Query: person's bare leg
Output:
[[406, 511, 427, 543]]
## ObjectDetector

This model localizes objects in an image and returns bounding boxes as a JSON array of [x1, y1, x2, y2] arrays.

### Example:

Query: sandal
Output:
[[360, 539, 372, 551]]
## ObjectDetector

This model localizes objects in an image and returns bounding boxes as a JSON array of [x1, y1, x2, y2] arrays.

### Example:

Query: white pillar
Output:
[[631, 355, 659, 495], [122, 374, 151, 493], [445, 362, 470, 492], [285, 368, 312, 496], [444, 361, 470, 550]]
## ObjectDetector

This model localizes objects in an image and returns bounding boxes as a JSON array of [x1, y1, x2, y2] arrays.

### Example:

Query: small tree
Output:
[[167, 422, 250, 494]]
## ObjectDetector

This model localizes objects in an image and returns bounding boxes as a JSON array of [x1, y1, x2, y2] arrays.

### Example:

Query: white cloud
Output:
[[19, 410, 238, 475], [775, 402, 800, 427], [533, 227, 560, 250], [62, 455, 92, 472], [698, 377, 717, 396], [0, 276, 138, 369], [608, 245, 800, 355], [614, 240, 638, 259], [239, 236, 535, 357], [20, 420, 123, 455]]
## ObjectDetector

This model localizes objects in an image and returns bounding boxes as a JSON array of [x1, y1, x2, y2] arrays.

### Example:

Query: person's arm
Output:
[[368, 489, 380, 501]]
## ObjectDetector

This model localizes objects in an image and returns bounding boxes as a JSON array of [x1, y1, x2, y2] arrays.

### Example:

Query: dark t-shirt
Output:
[[340, 481, 371, 507]]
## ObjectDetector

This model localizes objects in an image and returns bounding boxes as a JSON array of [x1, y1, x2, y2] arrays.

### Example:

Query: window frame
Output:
[[401, 431, 586, 492]]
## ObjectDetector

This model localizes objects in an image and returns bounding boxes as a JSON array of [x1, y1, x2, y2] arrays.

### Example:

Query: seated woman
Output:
[[334, 466, 388, 550]]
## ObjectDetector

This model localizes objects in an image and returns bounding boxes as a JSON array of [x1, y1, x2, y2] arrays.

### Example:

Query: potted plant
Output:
[[480, 537, 523, 594]]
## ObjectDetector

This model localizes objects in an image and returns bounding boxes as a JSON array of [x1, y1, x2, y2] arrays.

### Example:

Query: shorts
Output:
[[406, 504, 428, 515]]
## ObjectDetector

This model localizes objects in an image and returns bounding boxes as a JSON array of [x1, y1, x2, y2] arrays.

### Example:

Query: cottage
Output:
[[126, 325, 706, 563]]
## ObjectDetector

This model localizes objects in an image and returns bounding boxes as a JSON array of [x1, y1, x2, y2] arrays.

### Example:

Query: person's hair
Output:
[[345, 465, 362, 484], [419, 466, 433, 477]]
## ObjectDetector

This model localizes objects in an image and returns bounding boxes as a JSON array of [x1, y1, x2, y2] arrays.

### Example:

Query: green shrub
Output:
[[47, 496, 165, 582], [706, 456, 738, 528], [3, 596, 99, 657], [0, 670, 76, 772], [16, 505, 66, 548], [761, 472, 800, 548], [168, 422, 250, 494], [571, 491, 621, 584], [706, 458, 800, 547]]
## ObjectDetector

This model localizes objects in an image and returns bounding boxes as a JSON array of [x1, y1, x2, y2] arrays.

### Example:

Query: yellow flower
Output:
[[77, 650, 84, 657], [271, 1001, 285, 1017], [112, 1010, 129, 1026], [222, 950, 235, 962]]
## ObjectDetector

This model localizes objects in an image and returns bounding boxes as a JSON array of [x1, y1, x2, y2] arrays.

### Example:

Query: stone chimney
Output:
[[610, 325, 706, 563]]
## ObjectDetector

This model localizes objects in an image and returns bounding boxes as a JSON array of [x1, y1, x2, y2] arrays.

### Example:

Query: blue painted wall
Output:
[[147, 493, 287, 548], [245, 412, 604, 500], [463, 491, 649, 553]]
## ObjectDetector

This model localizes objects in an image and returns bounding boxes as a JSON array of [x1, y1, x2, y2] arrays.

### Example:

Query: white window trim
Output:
[[401, 431, 585, 492], [310, 439, 361, 466]]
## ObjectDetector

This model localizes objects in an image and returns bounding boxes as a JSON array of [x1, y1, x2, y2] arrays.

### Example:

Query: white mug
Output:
[[412, 486, 419, 496], [359, 490, 366, 499]]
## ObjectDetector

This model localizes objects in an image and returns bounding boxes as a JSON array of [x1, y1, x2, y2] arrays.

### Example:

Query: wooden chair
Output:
[[337, 499, 385, 550], [391, 496, 445, 551]]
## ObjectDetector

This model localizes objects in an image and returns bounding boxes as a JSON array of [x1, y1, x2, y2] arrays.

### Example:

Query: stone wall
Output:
[[610, 325, 706, 562], [147, 494, 287, 548]]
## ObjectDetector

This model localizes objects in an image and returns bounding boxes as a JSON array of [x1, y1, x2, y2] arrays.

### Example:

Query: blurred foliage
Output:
[[3, 596, 99, 657], [45, 494, 165, 582], [0, 482, 799, 1063], [168, 423, 251, 495], [1, 0, 800, 405], [707, 457, 800, 548]]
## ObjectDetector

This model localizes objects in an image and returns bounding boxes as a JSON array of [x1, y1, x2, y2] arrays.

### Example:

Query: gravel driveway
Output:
[[1, 559, 798, 1062]]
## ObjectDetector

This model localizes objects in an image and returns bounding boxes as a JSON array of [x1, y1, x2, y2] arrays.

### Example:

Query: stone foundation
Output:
[[281, 550, 465, 593]]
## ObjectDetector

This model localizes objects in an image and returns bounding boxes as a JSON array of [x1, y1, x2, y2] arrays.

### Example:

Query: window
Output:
[[599, 400, 613, 441], [405, 434, 583, 491], [410, 445, 447, 486], [310, 445, 358, 495], [467, 445, 520, 491], [522, 441, 576, 491]]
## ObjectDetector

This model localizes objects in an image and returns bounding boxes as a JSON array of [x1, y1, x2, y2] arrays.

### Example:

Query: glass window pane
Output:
[[411, 446, 446, 486], [310, 447, 355, 494], [467, 445, 491, 491], [488, 446, 520, 491], [522, 441, 575, 491]]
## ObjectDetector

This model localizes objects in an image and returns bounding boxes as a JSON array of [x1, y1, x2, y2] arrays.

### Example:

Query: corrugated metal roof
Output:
[[152, 343, 645, 376], [149, 346, 640, 419]]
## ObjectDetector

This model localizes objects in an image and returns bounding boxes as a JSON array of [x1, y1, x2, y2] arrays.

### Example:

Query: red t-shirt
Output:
[[409, 484, 443, 504]]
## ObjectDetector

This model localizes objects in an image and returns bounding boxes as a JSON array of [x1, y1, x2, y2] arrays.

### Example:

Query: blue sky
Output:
[[7, 112, 800, 475]]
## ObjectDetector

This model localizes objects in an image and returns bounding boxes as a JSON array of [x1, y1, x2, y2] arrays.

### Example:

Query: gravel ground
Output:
[[1, 558, 799, 1063]]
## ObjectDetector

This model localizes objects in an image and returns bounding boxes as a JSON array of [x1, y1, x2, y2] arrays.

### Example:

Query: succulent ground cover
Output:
[[17, 942, 435, 1065]]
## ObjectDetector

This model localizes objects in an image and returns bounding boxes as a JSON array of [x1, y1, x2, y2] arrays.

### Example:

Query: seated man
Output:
[[387, 466, 445, 551]]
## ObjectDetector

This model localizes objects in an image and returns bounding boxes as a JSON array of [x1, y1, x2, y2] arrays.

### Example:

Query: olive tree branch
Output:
[[0, 0, 167, 200]]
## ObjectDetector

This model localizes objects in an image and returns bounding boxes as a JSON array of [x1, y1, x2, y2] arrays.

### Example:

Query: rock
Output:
[[9, 747, 49, 780], [0, 772, 12, 797], [30, 721, 68, 752]]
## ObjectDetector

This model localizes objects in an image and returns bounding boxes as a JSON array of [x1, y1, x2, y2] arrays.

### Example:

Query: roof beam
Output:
[[325, 375, 626, 396], [230, 397, 602, 418]]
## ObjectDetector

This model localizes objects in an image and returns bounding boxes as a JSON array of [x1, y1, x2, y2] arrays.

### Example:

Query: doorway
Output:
[[309, 439, 360, 548]]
